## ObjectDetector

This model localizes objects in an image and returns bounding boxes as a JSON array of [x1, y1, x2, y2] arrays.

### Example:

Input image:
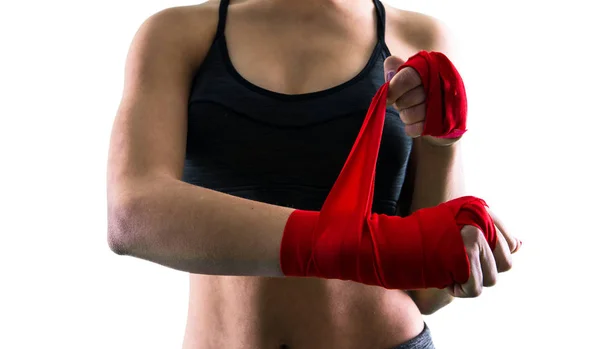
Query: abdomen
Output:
[[183, 275, 424, 349]]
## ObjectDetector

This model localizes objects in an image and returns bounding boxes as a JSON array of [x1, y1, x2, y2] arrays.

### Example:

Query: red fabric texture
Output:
[[399, 51, 468, 139], [280, 52, 496, 290]]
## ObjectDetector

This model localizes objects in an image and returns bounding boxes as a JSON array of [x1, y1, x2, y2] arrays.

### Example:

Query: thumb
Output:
[[384, 55, 406, 82]]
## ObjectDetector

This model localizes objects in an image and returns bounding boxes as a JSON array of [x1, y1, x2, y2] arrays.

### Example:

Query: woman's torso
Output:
[[178, 0, 433, 347]]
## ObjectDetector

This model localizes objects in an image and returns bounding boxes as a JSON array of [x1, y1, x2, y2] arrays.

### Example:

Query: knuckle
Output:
[[499, 258, 513, 272], [463, 224, 479, 235], [398, 109, 409, 122], [399, 108, 419, 124], [468, 286, 482, 298], [404, 122, 423, 138], [460, 225, 474, 236], [484, 278, 497, 288], [398, 67, 421, 87], [461, 225, 482, 246]]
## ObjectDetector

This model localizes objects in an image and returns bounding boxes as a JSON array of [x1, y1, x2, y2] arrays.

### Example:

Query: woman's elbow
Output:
[[107, 227, 130, 255], [106, 195, 140, 255], [416, 302, 443, 316], [409, 290, 454, 315]]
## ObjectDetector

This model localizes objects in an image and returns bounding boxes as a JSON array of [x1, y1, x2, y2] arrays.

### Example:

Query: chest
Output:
[[224, 6, 380, 95]]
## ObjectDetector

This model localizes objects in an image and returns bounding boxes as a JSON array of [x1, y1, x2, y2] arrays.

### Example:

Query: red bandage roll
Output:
[[399, 51, 468, 139], [280, 53, 496, 290]]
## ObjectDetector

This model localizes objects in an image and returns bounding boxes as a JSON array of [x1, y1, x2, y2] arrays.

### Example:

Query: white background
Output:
[[1, 0, 598, 348]]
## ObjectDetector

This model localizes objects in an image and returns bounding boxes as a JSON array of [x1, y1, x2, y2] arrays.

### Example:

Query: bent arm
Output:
[[394, 13, 466, 314], [109, 176, 292, 276], [106, 5, 289, 277]]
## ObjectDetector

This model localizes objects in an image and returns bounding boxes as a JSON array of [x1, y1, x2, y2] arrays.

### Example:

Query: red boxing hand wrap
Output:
[[399, 51, 468, 139], [281, 55, 496, 290], [282, 197, 496, 289]]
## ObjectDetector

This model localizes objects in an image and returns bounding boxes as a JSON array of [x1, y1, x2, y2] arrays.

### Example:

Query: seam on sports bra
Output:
[[210, 183, 332, 192], [188, 99, 376, 129]]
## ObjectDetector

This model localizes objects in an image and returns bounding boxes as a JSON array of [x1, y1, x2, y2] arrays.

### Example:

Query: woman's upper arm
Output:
[[107, 5, 217, 203]]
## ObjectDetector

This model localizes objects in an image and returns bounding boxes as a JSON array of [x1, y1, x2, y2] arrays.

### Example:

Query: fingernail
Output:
[[515, 240, 522, 252], [386, 71, 395, 82]]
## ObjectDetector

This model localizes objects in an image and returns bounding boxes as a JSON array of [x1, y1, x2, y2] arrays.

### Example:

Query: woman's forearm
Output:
[[408, 137, 465, 314], [107, 176, 292, 276], [409, 138, 465, 212], [106, 139, 465, 287]]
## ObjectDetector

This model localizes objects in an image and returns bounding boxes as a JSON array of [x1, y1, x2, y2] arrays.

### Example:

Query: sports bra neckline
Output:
[[212, 0, 391, 101]]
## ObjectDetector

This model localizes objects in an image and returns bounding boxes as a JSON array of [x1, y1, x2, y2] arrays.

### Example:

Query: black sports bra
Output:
[[182, 0, 414, 215]]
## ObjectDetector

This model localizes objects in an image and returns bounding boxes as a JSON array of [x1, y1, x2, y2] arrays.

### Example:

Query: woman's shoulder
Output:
[[383, 5, 451, 55], [135, 1, 224, 64]]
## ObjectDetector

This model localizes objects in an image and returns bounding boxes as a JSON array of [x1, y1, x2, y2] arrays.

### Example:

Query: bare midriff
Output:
[[183, 275, 424, 349]]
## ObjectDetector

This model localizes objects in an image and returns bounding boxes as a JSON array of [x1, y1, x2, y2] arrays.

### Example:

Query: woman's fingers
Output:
[[451, 225, 498, 297], [488, 209, 520, 253], [492, 226, 513, 273]]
